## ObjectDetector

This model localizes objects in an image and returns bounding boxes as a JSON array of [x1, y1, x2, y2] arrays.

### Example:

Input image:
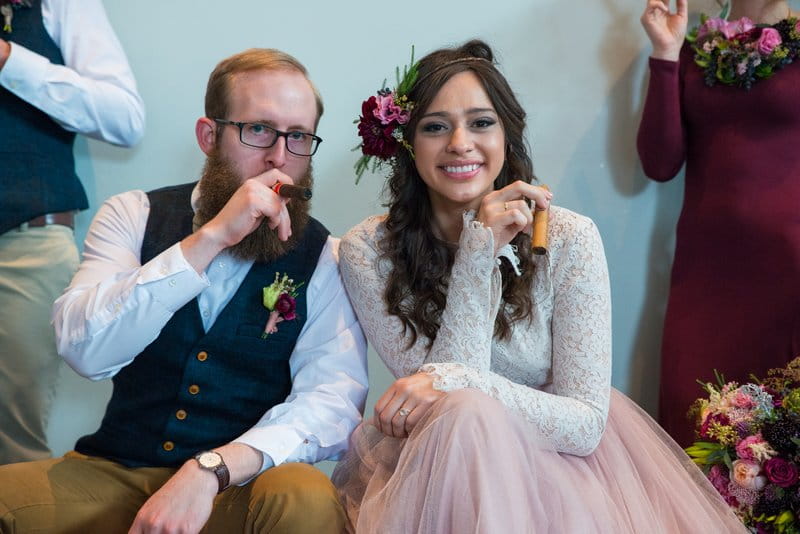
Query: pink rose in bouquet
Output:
[[756, 27, 782, 55]]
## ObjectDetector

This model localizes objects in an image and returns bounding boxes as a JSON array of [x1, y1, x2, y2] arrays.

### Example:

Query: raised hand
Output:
[[202, 170, 293, 249], [641, 0, 689, 61], [180, 169, 293, 275], [475, 181, 552, 255]]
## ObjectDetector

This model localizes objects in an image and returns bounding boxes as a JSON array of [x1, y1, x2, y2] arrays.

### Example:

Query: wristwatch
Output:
[[193, 450, 230, 493]]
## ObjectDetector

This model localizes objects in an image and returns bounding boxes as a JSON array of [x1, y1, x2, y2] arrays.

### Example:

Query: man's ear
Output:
[[196, 117, 217, 155]]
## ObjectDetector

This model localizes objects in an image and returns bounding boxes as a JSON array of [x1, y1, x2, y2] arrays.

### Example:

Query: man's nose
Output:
[[265, 136, 288, 169]]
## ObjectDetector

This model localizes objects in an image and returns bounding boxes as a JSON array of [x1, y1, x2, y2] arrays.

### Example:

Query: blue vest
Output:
[[0, 0, 86, 234], [75, 182, 330, 467]]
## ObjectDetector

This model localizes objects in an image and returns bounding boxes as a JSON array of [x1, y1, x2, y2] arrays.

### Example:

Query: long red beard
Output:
[[194, 151, 312, 263]]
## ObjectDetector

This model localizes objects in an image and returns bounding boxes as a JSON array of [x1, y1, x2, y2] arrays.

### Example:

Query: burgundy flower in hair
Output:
[[353, 48, 419, 183]]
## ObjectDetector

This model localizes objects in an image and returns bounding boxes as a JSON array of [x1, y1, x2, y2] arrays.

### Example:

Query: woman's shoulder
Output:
[[546, 206, 604, 259], [340, 214, 389, 261], [548, 205, 598, 239]]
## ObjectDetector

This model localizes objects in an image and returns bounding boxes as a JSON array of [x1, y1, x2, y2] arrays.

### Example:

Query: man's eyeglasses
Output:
[[213, 119, 322, 157]]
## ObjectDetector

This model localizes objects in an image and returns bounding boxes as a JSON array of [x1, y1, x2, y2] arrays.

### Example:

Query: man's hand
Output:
[[129, 443, 263, 534], [202, 169, 294, 249], [0, 38, 10, 70], [128, 460, 217, 534], [181, 169, 293, 274]]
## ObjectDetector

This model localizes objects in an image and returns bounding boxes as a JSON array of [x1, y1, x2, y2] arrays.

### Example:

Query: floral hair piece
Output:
[[687, 14, 800, 90], [353, 47, 419, 183]]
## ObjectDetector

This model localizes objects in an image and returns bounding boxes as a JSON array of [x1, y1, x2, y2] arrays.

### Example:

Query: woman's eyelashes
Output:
[[419, 116, 498, 134]]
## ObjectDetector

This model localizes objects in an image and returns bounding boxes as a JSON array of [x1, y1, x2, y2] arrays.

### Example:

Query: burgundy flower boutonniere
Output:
[[261, 272, 303, 338]]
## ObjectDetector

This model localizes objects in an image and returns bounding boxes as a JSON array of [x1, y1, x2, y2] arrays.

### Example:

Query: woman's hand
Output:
[[475, 181, 552, 255], [374, 372, 446, 439], [641, 0, 688, 61]]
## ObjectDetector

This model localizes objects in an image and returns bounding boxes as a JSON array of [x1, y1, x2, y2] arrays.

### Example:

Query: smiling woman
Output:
[[330, 39, 749, 533]]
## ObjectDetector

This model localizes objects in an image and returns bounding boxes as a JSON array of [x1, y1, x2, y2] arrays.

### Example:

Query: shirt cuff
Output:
[[137, 243, 209, 313], [233, 425, 308, 470], [648, 56, 679, 73], [0, 42, 49, 99]]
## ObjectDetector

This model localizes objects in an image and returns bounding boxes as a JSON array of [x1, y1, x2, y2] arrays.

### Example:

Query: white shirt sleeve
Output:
[[0, 0, 145, 146], [52, 190, 210, 380], [52, 194, 369, 468], [233, 238, 369, 471]]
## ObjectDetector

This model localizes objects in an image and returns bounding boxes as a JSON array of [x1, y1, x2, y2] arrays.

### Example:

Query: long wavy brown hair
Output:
[[382, 39, 537, 347]]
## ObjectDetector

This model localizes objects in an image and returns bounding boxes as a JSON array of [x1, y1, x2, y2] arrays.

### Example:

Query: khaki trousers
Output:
[[0, 225, 79, 464], [0, 452, 345, 533]]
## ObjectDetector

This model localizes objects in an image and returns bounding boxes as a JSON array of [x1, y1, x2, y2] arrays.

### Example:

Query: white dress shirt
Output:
[[0, 0, 144, 146], [52, 188, 369, 474]]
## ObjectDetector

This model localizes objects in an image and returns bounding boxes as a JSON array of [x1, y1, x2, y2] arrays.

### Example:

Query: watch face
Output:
[[197, 451, 221, 469]]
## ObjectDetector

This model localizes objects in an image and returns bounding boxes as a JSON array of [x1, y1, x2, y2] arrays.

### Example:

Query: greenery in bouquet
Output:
[[687, 14, 800, 90], [686, 358, 800, 532]]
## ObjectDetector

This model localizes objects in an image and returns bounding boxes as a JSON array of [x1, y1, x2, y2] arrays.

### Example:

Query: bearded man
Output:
[[0, 48, 368, 534]]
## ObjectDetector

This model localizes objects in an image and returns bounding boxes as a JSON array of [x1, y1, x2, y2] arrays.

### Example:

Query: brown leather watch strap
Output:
[[27, 211, 75, 230]]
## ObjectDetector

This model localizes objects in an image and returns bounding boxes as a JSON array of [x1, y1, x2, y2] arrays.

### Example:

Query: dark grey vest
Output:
[[0, 0, 86, 234], [75, 182, 330, 467]]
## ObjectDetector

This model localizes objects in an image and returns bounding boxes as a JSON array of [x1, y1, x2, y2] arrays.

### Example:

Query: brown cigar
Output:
[[531, 185, 549, 256], [271, 183, 312, 201]]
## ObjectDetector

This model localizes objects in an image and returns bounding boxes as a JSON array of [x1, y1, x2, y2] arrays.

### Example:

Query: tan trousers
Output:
[[0, 451, 345, 533], [0, 225, 79, 464]]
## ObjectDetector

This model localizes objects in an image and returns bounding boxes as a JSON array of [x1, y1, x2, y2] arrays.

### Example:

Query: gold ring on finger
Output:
[[504, 201, 509, 211]]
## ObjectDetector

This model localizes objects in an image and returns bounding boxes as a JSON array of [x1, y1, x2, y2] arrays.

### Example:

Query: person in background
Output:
[[638, 0, 800, 446], [0, 0, 145, 464], [0, 47, 367, 533]]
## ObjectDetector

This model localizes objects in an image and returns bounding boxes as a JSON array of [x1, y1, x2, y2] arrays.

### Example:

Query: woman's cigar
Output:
[[531, 185, 549, 256], [271, 183, 312, 201]]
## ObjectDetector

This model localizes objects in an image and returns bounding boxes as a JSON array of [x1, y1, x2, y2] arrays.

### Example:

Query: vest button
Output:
[[176, 409, 187, 420], [162, 441, 175, 451], [188, 384, 200, 395], [197, 351, 208, 362]]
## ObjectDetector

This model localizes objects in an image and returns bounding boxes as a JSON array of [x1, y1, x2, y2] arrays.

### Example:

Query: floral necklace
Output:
[[687, 13, 800, 89]]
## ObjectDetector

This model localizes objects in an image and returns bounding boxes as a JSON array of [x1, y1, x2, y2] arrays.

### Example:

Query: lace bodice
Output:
[[339, 206, 612, 456]]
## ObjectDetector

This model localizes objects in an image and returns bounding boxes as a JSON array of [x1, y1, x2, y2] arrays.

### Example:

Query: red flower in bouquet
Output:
[[686, 359, 800, 532]]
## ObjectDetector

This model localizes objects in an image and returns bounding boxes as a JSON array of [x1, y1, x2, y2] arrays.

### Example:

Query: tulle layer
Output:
[[332, 388, 747, 534]]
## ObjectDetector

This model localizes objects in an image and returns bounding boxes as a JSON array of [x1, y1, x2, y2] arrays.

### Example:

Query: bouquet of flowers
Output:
[[686, 358, 800, 532], [687, 14, 800, 90]]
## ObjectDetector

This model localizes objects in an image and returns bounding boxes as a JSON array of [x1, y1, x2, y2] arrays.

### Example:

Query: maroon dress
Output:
[[637, 44, 800, 446]]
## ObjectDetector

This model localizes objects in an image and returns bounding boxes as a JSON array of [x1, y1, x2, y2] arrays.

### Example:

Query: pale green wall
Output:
[[47, 0, 724, 468]]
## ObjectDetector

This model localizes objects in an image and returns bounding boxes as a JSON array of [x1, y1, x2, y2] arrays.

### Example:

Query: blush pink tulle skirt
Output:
[[331, 388, 747, 534]]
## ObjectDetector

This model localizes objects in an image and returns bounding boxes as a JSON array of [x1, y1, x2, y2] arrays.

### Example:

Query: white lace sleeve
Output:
[[340, 210, 612, 456], [339, 213, 501, 378], [422, 215, 612, 455]]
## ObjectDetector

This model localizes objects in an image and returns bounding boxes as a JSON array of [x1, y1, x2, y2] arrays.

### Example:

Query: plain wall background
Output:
[[44, 0, 726, 472]]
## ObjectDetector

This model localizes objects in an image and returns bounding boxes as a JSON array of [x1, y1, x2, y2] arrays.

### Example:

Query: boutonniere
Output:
[[1, 0, 31, 34], [261, 272, 304, 338]]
